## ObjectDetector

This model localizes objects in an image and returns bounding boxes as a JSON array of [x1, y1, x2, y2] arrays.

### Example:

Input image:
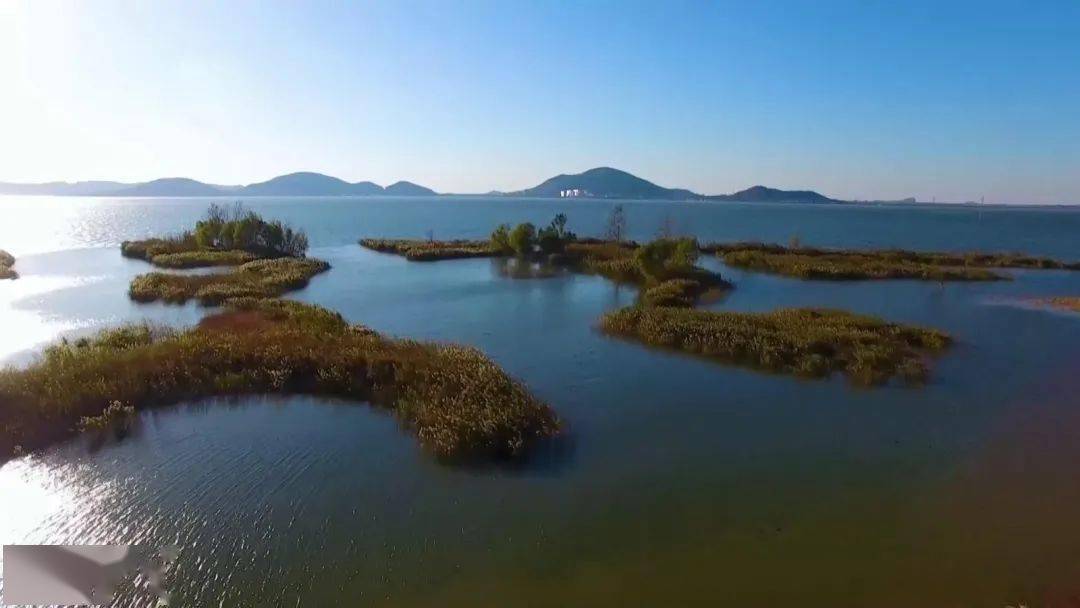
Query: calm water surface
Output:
[[1, 196, 1080, 606]]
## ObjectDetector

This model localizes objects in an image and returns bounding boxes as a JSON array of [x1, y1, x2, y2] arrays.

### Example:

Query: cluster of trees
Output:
[[194, 203, 309, 257], [491, 213, 578, 256], [634, 237, 699, 280]]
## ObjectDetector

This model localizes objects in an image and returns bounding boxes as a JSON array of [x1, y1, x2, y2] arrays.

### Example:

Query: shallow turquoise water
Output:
[[1, 196, 1079, 605]]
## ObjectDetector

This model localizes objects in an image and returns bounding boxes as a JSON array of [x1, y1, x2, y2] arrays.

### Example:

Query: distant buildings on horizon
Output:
[[559, 188, 592, 198]]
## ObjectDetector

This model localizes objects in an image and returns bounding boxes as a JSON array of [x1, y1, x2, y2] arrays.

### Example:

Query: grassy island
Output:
[[129, 257, 330, 304], [703, 242, 1080, 281], [0, 299, 560, 462], [125, 205, 328, 304], [600, 306, 950, 386], [123, 203, 309, 268], [362, 214, 731, 307], [0, 249, 15, 279], [359, 238, 497, 261]]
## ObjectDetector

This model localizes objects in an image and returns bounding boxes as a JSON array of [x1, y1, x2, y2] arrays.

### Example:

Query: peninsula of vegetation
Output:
[[704, 242, 1080, 281], [0, 250, 15, 280], [363, 211, 731, 307], [0, 298, 560, 462], [123, 204, 329, 304], [360, 208, 954, 384]]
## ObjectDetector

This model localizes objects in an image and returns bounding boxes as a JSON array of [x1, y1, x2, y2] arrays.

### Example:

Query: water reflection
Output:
[[490, 257, 567, 280]]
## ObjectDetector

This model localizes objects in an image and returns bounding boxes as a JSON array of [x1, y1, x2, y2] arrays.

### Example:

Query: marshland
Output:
[[2, 196, 1080, 606], [703, 241, 1080, 281], [0, 298, 558, 460]]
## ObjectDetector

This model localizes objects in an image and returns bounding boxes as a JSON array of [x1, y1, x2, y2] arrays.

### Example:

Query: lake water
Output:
[[1, 196, 1080, 606]]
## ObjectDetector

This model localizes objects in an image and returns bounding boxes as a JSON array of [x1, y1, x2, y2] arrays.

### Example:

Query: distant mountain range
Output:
[[0, 172, 437, 198], [510, 167, 700, 200], [508, 167, 840, 203], [0, 167, 844, 203]]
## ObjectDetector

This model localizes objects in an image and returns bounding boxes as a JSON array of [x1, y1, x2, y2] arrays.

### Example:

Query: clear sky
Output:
[[1, 1, 1078, 203]]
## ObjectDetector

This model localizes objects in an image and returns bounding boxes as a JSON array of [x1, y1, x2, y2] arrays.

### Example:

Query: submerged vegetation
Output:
[[129, 257, 330, 305], [123, 203, 309, 268], [0, 299, 560, 461], [0, 249, 15, 279], [600, 306, 950, 386], [705, 242, 1080, 281]]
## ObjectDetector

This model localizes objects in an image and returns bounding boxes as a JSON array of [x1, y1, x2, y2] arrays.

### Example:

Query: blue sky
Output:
[[1, 0, 1078, 203]]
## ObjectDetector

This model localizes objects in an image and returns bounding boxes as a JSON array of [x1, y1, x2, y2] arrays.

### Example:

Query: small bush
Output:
[[77, 400, 136, 432], [490, 224, 513, 254], [508, 223, 537, 256], [0, 249, 15, 279]]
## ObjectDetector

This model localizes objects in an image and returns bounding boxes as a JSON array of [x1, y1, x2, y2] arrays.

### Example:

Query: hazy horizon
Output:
[[2, 1, 1078, 204]]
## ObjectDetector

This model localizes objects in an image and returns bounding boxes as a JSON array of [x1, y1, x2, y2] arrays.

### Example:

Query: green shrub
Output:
[[537, 213, 576, 254], [509, 223, 536, 256], [490, 224, 513, 254], [0, 249, 15, 280], [634, 238, 699, 281]]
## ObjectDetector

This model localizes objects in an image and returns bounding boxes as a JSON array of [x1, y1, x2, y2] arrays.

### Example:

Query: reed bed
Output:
[[122, 238, 269, 268], [0, 249, 15, 279], [641, 279, 703, 308], [360, 238, 499, 261], [703, 242, 1080, 281], [1045, 297, 1080, 313], [0, 300, 560, 461], [600, 306, 950, 386], [129, 257, 330, 305], [141, 250, 259, 268]]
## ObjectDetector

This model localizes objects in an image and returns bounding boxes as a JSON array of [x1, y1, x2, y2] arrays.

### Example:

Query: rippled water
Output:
[[1, 196, 1080, 605]]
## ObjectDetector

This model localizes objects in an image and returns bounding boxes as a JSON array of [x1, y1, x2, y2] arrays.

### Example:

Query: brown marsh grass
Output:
[[600, 306, 950, 386], [0, 299, 560, 462]]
